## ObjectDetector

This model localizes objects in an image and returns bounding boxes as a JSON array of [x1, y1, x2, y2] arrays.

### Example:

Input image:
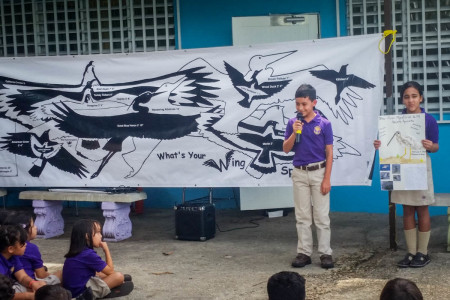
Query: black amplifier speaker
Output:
[[174, 202, 215, 241]]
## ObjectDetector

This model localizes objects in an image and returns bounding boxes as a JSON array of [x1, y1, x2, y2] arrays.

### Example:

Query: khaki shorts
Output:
[[391, 154, 435, 206], [37, 274, 61, 285], [12, 282, 28, 293], [86, 276, 111, 299]]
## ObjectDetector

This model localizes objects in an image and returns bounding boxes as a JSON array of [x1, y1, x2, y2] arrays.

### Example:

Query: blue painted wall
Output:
[[176, 0, 347, 49]]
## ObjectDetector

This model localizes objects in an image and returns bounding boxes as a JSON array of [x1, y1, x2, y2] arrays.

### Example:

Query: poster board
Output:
[[378, 114, 427, 190]]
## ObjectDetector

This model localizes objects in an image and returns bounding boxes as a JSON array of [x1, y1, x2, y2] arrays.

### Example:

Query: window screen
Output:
[[0, 0, 175, 57], [347, 0, 450, 122]]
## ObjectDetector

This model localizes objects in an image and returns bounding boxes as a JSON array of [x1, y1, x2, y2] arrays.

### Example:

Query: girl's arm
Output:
[[99, 241, 115, 275], [422, 139, 439, 153], [12, 292, 35, 300], [373, 140, 381, 149], [14, 269, 46, 291], [34, 266, 50, 279]]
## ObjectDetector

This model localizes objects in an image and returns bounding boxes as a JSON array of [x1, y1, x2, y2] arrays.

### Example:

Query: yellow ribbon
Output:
[[379, 30, 397, 54]]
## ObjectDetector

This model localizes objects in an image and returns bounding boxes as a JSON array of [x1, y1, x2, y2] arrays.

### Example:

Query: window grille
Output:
[[347, 0, 450, 123], [0, 0, 175, 57]]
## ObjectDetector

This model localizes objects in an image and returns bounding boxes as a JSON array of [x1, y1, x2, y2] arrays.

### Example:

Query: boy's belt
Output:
[[295, 161, 326, 171]]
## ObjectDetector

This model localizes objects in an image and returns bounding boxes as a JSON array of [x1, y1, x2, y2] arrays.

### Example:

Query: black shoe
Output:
[[410, 252, 430, 268], [103, 281, 134, 298], [76, 287, 93, 300], [397, 253, 414, 268], [291, 253, 312, 268], [124, 274, 132, 282], [320, 254, 334, 269]]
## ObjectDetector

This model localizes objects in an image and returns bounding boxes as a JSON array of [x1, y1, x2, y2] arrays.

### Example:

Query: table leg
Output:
[[33, 200, 64, 239], [101, 202, 132, 242]]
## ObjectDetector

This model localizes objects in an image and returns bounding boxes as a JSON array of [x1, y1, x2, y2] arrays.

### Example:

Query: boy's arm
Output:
[[321, 144, 333, 195], [283, 132, 296, 153], [283, 120, 302, 153]]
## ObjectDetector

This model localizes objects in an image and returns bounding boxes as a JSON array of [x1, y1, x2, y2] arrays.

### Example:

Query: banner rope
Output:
[[379, 30, 397, 54]]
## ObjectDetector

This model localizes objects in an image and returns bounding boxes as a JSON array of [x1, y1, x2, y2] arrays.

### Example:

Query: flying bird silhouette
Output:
[[0, 130, 88, 178], [224, 51, 294, 108], [310, 64, 375, 104], [51, 101, 201, 178], [51, 73, 222, 179]]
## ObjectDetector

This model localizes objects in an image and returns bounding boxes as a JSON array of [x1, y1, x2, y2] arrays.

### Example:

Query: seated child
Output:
[[0, 273, 15, 300], [4, 212, 62, 284], [35, 285, 72, 300], [62, 219, 133, 299], [380, 277, 423, 300], [267, 271, 306, 300], [0, 224, 46, 299]]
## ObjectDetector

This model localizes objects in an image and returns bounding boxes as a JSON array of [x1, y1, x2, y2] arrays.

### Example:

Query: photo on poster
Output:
[[380, 172, 391, 180], [381, 181, 393, 190], [380, 164, 391, 171], [392, 164, 400, 174]]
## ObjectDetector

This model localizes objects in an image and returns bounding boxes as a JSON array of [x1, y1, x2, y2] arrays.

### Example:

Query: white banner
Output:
[[0, 34, 384, 187]]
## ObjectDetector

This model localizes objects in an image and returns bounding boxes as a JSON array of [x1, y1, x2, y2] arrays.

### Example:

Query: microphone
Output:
[[296, 113, 304, 144]]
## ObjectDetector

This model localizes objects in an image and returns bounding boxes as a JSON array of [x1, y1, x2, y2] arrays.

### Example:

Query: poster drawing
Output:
[[378, 114, 427, 190]]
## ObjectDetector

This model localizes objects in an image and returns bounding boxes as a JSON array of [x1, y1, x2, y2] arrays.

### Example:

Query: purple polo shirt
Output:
[[0, 253, 24, 278], [19, 241, 44, 279], [62, 248, 107, 297], [284, 112, 333, 166], [402, 108, 439, 145]]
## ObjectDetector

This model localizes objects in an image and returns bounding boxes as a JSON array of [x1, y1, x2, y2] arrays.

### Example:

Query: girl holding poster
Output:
[[374, 81, 439, 268]]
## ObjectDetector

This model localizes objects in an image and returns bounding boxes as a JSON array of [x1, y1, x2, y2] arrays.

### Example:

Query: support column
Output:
[[101, 202, 132, 242], [33, 200, 64, 239]]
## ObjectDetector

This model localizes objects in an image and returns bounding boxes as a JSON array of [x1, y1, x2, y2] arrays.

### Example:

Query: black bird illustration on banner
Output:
[[51, 73, 223, 179], [224, 51, 294, 108], [0, 130, 88, 178], [310, 64, 375, 104]]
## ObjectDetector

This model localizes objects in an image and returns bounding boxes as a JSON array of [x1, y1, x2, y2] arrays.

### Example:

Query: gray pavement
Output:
[[26, 207, 450, 299]]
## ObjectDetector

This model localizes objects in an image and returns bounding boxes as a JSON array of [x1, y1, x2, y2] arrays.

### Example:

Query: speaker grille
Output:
[[175, 203, 215, 241]]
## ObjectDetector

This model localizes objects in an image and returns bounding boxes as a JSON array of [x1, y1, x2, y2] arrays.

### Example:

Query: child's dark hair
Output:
[[267, 271, 306, 300], [65, 219, 100, 258], [380, 278, 423, 300], [0, 274, 14, 300], [0, 211, 11, 225], [400, 81, 423, 100], [35, 284, 72, 300], [3, 211, 33, 237], [0, 225, 27, 252], [295, 84, 316, 100]]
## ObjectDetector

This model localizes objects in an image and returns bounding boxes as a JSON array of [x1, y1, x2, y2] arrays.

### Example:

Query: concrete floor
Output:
[[25, 206, 450, 299]]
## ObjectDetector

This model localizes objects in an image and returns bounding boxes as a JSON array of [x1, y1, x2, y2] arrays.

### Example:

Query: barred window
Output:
[[347, 0, 450, 122], [0, 0, 175, 57]]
